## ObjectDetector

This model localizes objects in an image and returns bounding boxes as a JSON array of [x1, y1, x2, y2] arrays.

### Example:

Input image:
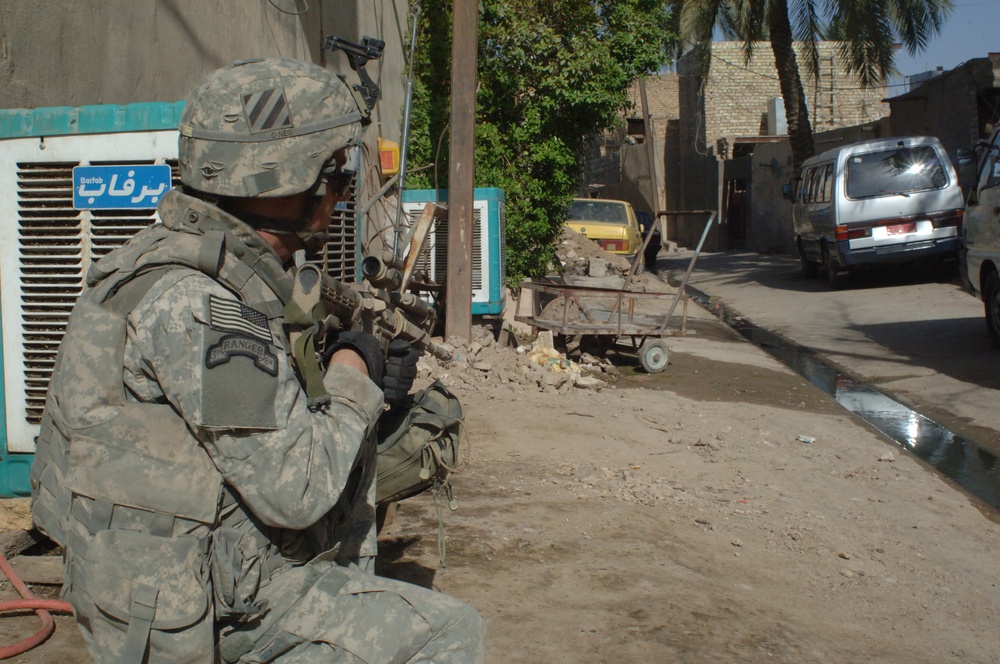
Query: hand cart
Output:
[[515, 211, 716, 373]]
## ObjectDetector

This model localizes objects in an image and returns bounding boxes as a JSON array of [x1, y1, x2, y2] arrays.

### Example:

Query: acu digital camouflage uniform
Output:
[[31, 57, 485, 663]]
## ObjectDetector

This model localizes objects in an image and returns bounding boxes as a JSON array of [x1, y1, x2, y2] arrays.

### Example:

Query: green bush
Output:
[[405, 0, 675, 286]]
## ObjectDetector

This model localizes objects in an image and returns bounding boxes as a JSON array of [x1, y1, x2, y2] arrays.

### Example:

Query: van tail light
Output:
[[930, 208, 963, 229], [835, 225, 871, 241]]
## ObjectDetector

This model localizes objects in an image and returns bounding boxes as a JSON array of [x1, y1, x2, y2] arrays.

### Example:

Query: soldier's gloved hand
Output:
[[325, 330, 384, 388], [383, 339, 420, 405]]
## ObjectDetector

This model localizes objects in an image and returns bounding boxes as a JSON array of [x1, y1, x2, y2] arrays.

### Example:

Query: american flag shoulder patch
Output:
[[208, 295, 273, 343]]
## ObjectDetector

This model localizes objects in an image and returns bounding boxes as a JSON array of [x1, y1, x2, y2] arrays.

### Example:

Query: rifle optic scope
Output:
[[361, 255, 403, 291]]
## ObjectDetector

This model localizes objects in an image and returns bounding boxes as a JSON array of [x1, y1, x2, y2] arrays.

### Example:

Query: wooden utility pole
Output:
[[444, 0, 478, 341], [638, 78, 664, 238]]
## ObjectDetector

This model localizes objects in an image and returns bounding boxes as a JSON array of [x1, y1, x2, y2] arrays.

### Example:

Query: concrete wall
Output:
[[746, 118, 892, 254], [0, 0, 409, 235], [1, 1, 313, 108], [747, 142, 796, 254]]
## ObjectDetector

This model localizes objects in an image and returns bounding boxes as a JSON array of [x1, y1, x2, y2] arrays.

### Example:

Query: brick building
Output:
[[584, 46, 1000, 256], [625, 74, 680, 141], [580, 73, 681, 217], [888, 54, 1000, 162], [674, 41, 888, 245]]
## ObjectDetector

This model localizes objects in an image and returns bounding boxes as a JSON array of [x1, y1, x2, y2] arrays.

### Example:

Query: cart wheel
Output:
[[639, 339, 669, 373]]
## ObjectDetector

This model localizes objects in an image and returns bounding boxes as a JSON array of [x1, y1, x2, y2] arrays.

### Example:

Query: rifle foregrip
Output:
[[381, 309, 453, 362]]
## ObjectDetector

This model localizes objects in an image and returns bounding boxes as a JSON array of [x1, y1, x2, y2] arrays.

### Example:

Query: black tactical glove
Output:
[[325, 330, 384, 388], [383, 339, 420, 405]]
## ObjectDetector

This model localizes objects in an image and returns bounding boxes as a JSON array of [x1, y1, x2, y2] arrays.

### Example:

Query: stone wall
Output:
[[683, 41, 888, 152]]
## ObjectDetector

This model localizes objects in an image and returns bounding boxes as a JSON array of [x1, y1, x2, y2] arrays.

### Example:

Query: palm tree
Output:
[[668, 0, 953, 171]]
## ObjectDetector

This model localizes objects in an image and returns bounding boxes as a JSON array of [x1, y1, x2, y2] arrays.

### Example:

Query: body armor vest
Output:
[[30, 192, 294, 663]]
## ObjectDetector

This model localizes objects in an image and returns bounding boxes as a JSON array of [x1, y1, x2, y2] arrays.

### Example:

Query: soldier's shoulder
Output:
[[133, 269, 232, 320]]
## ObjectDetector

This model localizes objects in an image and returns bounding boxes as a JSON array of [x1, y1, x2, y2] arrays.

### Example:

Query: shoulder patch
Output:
[[208, 295, 273, 343], [206, 334, 279, 376]]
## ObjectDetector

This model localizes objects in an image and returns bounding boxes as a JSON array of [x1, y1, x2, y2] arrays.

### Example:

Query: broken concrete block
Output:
[[574, 375, 604, 390], [536, 330, 555, 349], [588, 258, 607, 278]]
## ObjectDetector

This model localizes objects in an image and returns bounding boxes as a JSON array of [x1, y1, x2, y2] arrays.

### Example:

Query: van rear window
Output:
[[845, 146, 948, 199]]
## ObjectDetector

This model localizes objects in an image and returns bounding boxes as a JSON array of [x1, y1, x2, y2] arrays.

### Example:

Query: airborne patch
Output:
[[209, 295, 273, 343], [206, 334, 279, 376], [242, 87, 293, 134]]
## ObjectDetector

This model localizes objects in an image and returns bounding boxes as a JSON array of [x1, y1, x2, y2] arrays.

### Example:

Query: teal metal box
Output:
[[401, 188, 507, 315]]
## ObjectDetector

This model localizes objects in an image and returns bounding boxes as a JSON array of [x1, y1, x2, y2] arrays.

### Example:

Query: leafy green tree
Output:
[[406, 0, 674, 285], [667, 0, 953, 171]]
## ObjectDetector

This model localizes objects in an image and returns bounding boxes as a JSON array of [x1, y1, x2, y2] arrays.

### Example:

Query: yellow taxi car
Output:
[[564, 198, 643, 257]]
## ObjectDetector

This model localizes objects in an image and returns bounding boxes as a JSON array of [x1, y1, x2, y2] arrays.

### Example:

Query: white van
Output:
[[786, 136, 965, 288]]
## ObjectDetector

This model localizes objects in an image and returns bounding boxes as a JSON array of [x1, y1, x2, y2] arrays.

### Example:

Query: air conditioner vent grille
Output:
[[309, 175, 358, 283], [14, 158, 182, 424], [12, 158, 358, 426], [406, 206, 483, 289]]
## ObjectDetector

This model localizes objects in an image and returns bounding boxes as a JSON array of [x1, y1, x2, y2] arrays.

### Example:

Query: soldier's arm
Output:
[[124, 271, 384, 530]]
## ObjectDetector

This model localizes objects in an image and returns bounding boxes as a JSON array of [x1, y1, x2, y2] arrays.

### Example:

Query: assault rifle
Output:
[[287, 251, 450, 409]]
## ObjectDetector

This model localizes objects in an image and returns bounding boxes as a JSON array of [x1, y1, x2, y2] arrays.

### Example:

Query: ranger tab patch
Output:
[[209, 295, 273, 343], [206, 334, 279, 376]]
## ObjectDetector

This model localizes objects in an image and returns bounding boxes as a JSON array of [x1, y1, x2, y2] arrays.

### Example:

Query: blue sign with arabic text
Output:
[[73, 164, 172, 210]]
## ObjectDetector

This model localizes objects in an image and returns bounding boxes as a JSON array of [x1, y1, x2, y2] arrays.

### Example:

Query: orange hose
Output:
[[0, 551, 73, 660]]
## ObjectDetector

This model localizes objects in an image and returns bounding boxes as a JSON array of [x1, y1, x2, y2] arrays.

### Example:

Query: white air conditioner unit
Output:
[[0, 102, 360, 496], [400, 188, 506, 315], [768, 97, 787, 136]]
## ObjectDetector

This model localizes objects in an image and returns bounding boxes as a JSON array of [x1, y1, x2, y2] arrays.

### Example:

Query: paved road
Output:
[[665, 250, 1000, 454]]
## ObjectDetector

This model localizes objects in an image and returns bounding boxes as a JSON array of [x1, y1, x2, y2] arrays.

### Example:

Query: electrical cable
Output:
[[0, 551, 73, 660], [266, 0, 308, 16]]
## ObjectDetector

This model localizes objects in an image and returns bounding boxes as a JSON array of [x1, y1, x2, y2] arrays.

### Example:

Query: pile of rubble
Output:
[[556, 226, 633, 276], [555, 227, 671, 292], [418, 328, 619, 395], [411, 225, 676, 395]]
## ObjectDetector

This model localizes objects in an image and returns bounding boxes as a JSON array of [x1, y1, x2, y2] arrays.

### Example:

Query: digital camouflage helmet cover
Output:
[[179, 57, 364, 198]]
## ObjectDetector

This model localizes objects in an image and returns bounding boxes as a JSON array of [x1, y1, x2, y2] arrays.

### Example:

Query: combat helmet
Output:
[[178, 57, 364, 198]]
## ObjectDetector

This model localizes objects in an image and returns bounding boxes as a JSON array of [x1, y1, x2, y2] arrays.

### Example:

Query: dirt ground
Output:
[[378, 319, 1000, 663], [1, 284, 999, 662]]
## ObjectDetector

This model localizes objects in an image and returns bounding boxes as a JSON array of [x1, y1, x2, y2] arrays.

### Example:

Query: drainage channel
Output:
[[690, 291, 1000, 512]]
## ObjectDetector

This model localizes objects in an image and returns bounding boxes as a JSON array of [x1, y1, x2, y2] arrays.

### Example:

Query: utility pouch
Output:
[[375, 380, 463, 505], [84, 529, 213, 663]]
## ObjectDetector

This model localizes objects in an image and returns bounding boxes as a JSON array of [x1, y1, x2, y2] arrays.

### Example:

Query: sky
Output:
[[892, 0, 1000, 85]]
